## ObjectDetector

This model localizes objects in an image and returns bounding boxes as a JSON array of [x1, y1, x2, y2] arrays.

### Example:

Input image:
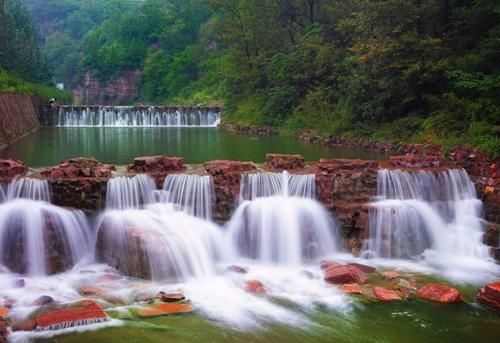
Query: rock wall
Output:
[[0, 93, 40, 149]]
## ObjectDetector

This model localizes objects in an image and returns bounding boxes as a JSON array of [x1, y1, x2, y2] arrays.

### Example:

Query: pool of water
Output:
[[0, 128, 388, 167]]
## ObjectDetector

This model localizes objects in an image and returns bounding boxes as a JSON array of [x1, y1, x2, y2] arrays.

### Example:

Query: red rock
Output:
[[80, 287, 104, 297], [477, 281, 500, 312], [226, 265, 248, 274], [128, 156, 185, 173], [136, 303, 194, 317], [416, 283, 463, 303], [324, 265, 367, 284], [380, 271, 400, 280], [156, 292, 186, 303], [0, 308, 9, 319], [40, 158, 114, 179], [347, 263, 376, 273], [33, 295, 54, 306], [389, 154, 443, 168], [341, 283, 362, 294], [372, 287, 402, 301], [245, 280, 266, 294], [320, 260, 342, 270], [12, 318, 36, 331], [265, 153, 305, 171], [35, 302, 107, 330], [0, 159, 27, 178]]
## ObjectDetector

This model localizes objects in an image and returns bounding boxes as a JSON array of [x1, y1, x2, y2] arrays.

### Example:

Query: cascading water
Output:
[[362, 169, 490, 260], [1, 177, 51, 202], [56, 106, 221, 127], [239, 171, 316, 200], [0, 199, 92, 275], [106, 174, 156, 210], [160, 174, 214, 219], [227, 171, 339, 265], [95, 203, 225, 281]]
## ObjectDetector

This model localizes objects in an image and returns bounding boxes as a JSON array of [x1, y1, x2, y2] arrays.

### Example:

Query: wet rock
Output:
[[156, 292, 186, 303], [0, 318, 7, 343], [34, 295, 54, 306], [324, 265, 367, 284], [128, 156, 185, 187], [80, 287, 105, 297], [35, 301, 108, 330], [416, 283, 463, 303], [320, 260, 342, 270], [396, 279, 416, 292], [265, 153, 305, 171], [0, 308, 9, 319], [347, 263, 376, 273], [40, 157, 114, 179], [226, 265, 249, 274], [380, 271, 401, 280], [300, 270, 314, 279], [477, 281, 500, 312], [14, 279, 25, 288], [12, 318, 36, 331], [0, 159, 27, 178], [372, 287, 402, 302], [245, 280, 266, 294], [389, 154, 443, 168], [136, 303, 194, 317], [340, 283, 362, 294], [0, 297, 15, 309]]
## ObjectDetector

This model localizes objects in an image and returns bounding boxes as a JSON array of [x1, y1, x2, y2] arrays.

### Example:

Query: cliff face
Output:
[[73, 71, 141, 105], [0, 93, 40, 149]]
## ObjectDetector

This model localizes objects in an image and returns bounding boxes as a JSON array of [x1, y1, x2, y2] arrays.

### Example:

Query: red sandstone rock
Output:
[[380, 271, 401, 280], [156, 292, 186, 303], [477, 281, 500, 312], [0, 308, 9, 319], [35, 302, 107, 330], [341, 283, 362, 294], [40, 157, 114, 179], [324, 265, 367, 284], [0, 159, 27, 178], [372, 287, 402, 301], [265, 153, 305, 171], [320, 260, 342, 270], [136, 303, 194, 317], [416, 283, 463, 303], [128, 156, 185, 173], [245, 280, 266, 294], [347, 263, 376, 273], [80, 287, 104, 297], [389, 154, 443, 168]]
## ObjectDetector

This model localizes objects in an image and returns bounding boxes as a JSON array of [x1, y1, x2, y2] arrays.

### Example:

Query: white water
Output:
[[0, 199, 92, 276], [239, 171, 316, 200], [106, 174, 156, 210], [0, 177, 51, 203], [363, 169, 491, 260], [57, 106, 221, 127], [160, 174, 214, 219]]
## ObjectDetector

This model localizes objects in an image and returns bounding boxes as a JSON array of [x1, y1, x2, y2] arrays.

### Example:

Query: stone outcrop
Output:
[[323, 264, 368, 284], [0, 94, 40, 150], [372, 287, 402, 301], [0, 159, 27, 180], [204, 160, 257, 221], [128, 156, 185, 187], [477, 281, 500, 312], [389, 154, 443, 168], [416, 283, 463, 303], [41, 158, 112, 211], [265, 153, 305, 171]]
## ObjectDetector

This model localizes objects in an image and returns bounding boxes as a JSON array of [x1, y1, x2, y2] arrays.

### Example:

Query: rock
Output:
[[416, 283, 463, 303], [347, 263, 376, 273], [380, 271, 400, 280], [324, 265, 367, 284], [340, 283, 362, 294], [0, 159, 27, 178], [320, 260, 342, 270], [80, 287, 104, 297], [0, 308, 9, 319], [300, 270, 314, 279], [136, 303, 194, 317], [0, 297, 15, 309], [15, 279, 25, 288], [12, 318, 36, 331], [156, 292, 186, 303], [372, 287, 402, 301], [226, 265, 248, 274], [34, 295, 54, 306], [40, 157, 114, 179], [245, 280, 266, 294], [265, 153, 305, 171], [396, 279, 416, 292], [35, 302, 107, 330], [477, 281, 500, 312], [128, 156, 185, 186], [389, 154, 443, 168]]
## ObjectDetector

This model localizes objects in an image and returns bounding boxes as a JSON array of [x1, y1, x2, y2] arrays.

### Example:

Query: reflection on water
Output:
[[0, 128, 389, 167]]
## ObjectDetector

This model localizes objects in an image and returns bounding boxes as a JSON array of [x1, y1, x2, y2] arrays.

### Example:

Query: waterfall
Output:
[[0, 199, 92, 275], [106, 174, 156, 210], [96, 203, 225, 281], [363, 169, 490, 259], [239, 171, 316, 200], [1, 177, 51, 203], [56, 106, 222, 127], [160, 174, 214, 219], [227, 171, 339, 265]]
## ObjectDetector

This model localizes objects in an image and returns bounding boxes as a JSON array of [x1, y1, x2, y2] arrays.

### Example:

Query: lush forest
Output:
[[13, 0, 500, 155]]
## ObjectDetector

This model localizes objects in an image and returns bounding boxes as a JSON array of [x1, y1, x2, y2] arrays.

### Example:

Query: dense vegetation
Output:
[[0, 0, 71, 101], [21, 0, 500, 155]]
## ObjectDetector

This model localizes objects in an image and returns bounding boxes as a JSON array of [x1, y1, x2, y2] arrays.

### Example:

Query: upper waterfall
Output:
[[56, 106, 222, 127]]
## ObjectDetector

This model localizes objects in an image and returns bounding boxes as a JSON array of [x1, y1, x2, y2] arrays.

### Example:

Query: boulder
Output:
[[35, 301, 107, 330], [320, 260, 342, 270], [40, 157, 114, 179], [226, 265, 248, 274], [265, 153, 305, 171], [477, 281, 500, 312], [33, 295, 54, 306], [80, 287, 104, 297], [156, 292, 185, 303], [416, 283, 463, 303], [0, 159, 27, 179], [324, 265, 367, 284], [340, 283, 362, 294], [245, 280, 266, 294], [380, 271, 401, 280], [389, 154, 443, 168], [0, 308, 9, 319], [372, 287, 402, 301], [136, 303, 194, 317], [347, 263, 376, 273]]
